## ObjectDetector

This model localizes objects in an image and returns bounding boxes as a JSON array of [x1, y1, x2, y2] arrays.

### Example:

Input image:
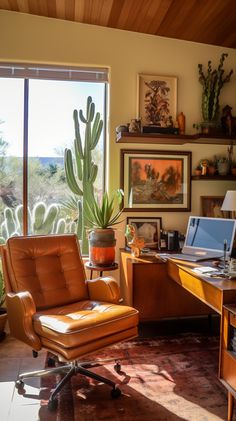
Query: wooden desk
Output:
[[167, 258, 236, 314], [120, 250, 214, 322]]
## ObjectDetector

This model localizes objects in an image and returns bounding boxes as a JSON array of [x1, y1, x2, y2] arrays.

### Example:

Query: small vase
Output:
[[217, 161, 230, 176]]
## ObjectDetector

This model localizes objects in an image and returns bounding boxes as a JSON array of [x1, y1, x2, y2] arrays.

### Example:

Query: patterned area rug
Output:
[[38, 333, 229, 421]]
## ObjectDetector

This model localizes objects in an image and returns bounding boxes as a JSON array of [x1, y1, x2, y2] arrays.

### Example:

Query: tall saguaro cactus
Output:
[[64, 96, 103, 254]]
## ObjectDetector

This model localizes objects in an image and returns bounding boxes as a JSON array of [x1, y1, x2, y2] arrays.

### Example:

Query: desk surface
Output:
[[167, 258, 236, 314]]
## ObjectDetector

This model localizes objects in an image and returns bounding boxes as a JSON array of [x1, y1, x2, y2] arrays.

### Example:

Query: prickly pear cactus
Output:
[[64, 96, 103, 254]]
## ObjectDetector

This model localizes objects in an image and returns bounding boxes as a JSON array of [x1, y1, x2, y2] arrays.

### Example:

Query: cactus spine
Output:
[[64, 96, 103, 254], [198, 53, 233, 122]]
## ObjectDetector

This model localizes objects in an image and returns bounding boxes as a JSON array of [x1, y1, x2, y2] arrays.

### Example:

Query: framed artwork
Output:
[[120, 149, 191, 212], [201, 196, 230, 218], [126, 217, 162, 249], [138, 74, 177, 127]]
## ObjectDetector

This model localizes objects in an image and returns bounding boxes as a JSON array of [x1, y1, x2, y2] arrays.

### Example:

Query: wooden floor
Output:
[[0, 331, 46, 421], [0, 316, 221, 421]]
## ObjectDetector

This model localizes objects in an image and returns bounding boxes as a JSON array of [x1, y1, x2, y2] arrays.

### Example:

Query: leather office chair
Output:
[[1, 234, 139, 410]]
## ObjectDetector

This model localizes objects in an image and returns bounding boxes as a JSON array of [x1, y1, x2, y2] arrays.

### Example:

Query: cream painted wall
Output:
[[0, 10, 236, 249]]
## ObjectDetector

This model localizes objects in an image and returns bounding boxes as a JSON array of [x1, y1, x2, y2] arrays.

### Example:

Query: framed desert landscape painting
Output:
[[120, 149, 191, 212], [138, 74, 177, 127], [201, 196, 230, 218]]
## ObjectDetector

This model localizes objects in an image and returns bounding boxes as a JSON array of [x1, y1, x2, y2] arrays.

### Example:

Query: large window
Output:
[[0, 64, 107, 244]]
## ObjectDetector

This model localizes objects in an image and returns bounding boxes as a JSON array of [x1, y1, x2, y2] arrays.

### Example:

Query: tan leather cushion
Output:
[[33, 300, 139, 348], [6, 235, 88, 309]]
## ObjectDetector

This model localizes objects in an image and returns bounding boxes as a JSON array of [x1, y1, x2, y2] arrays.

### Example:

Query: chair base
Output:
[[16, 360, 122, 410]]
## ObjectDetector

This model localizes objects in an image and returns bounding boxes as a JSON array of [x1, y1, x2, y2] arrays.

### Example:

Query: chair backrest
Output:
[[2, 234, 88, 310]]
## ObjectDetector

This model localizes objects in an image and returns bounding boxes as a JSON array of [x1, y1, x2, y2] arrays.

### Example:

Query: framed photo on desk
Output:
[[126, 217, 162, 249]]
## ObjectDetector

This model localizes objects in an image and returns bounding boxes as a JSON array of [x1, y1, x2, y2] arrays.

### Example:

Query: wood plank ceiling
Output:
[[1, 0, 236, 49]]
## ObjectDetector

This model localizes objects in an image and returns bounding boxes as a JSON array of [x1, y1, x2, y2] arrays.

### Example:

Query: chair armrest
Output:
[[6, 291, 42, 350], [86, 276, 120, 304]]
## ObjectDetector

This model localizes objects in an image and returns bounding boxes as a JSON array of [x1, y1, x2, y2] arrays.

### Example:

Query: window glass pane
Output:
[[0, 78, 24, 243], [28, 79, 105, 235]]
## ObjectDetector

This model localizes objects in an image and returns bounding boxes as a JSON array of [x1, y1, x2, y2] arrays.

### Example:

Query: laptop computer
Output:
[[163, 216, 236, 262]]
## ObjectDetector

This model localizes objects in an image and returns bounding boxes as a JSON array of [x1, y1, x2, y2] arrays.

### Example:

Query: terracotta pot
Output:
[[88, 228, 116, 266], [231, 168, 236, 177], [208, 166, 216, 175], [194, 169, 202, 176]]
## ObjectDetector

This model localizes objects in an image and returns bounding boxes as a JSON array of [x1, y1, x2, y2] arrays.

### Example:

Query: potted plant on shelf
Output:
[[85, 189, 124, 266], [217, 156, 230, 176], [208, 159, 217, 176], [194, 164, 202, 176], [198, 53, 233, 134]]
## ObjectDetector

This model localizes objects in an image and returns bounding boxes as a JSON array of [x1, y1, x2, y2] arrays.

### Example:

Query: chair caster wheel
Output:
[[48, 399, 58, 411], [114, 362, 121, 373], [111, 387, 121, 398], [15, 379, 24, 389], [47, 356, 56, 367]]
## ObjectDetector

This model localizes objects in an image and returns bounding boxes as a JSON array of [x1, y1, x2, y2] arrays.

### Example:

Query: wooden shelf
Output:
[[192, 175, 236, 181], [116, 132, 236, 145]]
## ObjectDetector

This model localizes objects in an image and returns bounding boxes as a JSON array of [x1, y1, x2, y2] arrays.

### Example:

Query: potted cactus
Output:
[[198, 53, 233, 134], [64, 96, 103, 255], [85, 190, 124, 266]]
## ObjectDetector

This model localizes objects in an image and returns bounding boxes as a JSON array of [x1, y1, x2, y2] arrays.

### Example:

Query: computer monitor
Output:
[[182, 216, 236, 259]]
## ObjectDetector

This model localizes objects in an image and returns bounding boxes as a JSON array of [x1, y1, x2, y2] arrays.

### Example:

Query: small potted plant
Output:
[[194, 164, 202, 176], [217, 156, 230, 176], [208, 159, 217, 175], [198, 53, 233, 134], [85, 189, 124, 266]]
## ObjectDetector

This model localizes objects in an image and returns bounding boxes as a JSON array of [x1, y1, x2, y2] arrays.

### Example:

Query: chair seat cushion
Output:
[[33, 300, 139, 349]]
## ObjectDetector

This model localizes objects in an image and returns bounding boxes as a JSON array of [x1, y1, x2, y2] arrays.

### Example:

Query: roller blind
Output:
[[0, 63, 109, 82]]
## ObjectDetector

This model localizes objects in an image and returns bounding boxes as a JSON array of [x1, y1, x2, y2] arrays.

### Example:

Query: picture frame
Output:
[[126, 217, 162, 250], [201, 196, 230, 218], [138, 74, 177, 127], [120, 149, 191, 212]]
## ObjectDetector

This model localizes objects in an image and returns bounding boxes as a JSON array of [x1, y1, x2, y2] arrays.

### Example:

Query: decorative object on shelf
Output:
[[116, 124, 128, 134], [221, 105, 236, 136], [120, 149, 191, 212], [138, 74, 177, 128], [86, 189, 124, 266], [126, 217, 162, 250], [142, 125, 179, 135], [208, 159, 217, 175], [197, 53, 233, 134], [199, 159, 209, 175], [125, 224, 145, 257], [128, 118, 142, 133], [201, 196, 230, 218], [177, 112, 186, 135], [194, 165, 202, 176], [217, 156, 230, 175]]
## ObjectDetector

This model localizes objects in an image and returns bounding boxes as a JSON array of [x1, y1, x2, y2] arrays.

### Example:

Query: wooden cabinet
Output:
[[120, 250, 213, 322], [220, 304, 236, 421]]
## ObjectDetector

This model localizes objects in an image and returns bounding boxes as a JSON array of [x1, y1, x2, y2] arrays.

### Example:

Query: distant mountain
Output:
[[29, 157, 64, 167]]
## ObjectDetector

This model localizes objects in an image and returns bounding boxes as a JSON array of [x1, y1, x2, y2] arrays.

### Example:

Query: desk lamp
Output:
[[221, 190, 236, 219]]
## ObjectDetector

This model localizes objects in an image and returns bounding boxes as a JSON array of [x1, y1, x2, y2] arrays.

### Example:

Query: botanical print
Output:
[[138, 74, 177, 127]]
